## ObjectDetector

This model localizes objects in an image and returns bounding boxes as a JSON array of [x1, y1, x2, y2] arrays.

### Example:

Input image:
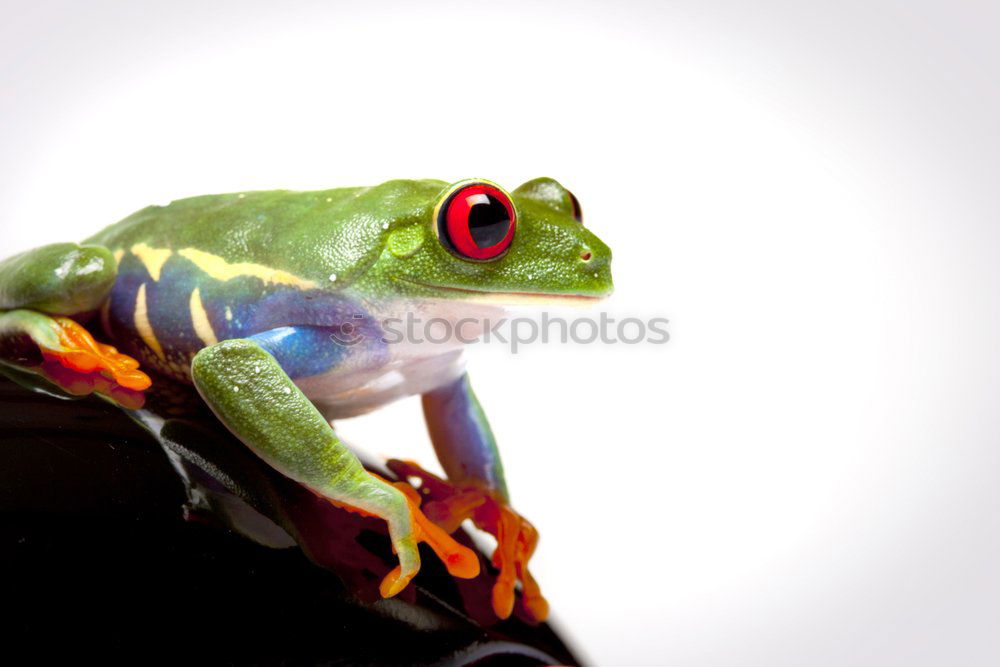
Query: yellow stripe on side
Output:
[[130, 242, 173, 281], [134, 283, 165, 360], [177, 247, 317, 288], [189, 287, 218, 347]]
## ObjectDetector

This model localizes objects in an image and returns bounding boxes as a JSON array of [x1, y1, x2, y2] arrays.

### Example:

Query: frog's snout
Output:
[[574, 238, 613, 297]]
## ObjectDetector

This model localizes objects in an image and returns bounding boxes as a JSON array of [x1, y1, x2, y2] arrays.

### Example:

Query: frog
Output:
[[0, 177, 612, 622]]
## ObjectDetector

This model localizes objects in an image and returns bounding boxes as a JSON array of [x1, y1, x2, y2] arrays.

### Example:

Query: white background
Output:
[[3, 1, 1000, 665]]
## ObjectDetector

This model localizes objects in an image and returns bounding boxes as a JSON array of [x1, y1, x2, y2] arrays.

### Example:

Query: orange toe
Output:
[[518, 562, 550, 621], [45, 317, 151, 391], [378, 565, 411, 598], [374, 485, 480, 599], [393, 481, 480, 580]]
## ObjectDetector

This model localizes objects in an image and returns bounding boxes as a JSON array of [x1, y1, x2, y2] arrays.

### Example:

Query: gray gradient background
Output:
[[2, 1, 998, 665]]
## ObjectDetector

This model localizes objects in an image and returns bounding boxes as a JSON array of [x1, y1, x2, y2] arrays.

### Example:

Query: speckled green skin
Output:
[[0, 177, 614, 603], [85, 178, 612, 300]]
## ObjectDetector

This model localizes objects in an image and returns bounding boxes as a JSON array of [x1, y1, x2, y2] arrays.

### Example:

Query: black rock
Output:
[[0, 373, 582, 666]]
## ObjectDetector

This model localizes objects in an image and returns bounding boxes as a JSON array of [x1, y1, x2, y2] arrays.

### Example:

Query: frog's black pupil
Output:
[[468, 195, 511, 248]]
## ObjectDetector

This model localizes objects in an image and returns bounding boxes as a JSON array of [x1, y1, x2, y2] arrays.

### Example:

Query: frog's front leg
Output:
[[190, 334, 479, 597], [389, 373, 549, 621]]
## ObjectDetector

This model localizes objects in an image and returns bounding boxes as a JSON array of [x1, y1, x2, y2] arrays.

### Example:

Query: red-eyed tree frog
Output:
[[0, 178, 613, 621]]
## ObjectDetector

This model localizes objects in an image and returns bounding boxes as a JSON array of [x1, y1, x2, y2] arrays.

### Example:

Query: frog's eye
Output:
[[437, 183, 516, 261], [568, 190, 583, 223]]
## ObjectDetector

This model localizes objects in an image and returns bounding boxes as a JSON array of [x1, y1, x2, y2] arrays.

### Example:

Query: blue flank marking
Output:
[[146, 257, 202, 354], [106, 254, 146, 354], [108, 250, 389, 380], [247, 326, 347, 379]]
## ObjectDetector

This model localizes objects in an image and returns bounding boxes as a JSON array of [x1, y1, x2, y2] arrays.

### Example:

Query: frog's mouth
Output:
[[391, 278, 610, 305]]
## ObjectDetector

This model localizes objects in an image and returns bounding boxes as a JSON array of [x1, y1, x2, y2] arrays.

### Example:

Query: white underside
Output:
[[298, 347, 467, 419], [293, 298, 500, 419]]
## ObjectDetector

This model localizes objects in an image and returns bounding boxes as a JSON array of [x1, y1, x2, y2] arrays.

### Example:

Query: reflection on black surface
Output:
[[0, 372, 581, 665]]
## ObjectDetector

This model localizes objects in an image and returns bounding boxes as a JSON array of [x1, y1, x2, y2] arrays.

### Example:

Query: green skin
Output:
[[0, 177, 613, 603]]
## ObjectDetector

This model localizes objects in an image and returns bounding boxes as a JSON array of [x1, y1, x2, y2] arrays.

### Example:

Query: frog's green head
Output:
[[354, 178, 613, 303]]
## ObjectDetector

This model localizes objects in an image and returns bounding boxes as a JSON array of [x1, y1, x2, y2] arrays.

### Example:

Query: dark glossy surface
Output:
[[0, 374, 581, 665]]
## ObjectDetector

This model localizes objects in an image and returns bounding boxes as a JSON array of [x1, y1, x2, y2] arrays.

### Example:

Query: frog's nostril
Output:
[[580, 251, 593, 262]]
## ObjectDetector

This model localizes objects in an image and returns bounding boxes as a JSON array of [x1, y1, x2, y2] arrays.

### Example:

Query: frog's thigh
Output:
[[0, 243, 117, 315]]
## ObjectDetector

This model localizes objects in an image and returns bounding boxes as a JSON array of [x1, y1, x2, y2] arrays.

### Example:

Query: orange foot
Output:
[[320, 473, 480, 598], [43, 317, 151, 391], [387, 459, 550, 622]]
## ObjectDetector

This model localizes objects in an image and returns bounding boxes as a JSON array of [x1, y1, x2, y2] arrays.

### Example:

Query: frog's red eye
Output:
[[438, 183, 516, 261], [568, 190, 583, 223]]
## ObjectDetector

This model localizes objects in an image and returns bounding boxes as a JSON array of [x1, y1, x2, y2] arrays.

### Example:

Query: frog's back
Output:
[[86, 187, 368, 264]]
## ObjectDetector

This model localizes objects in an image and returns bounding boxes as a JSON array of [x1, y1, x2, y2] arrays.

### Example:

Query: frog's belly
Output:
[[296, 349, 466, 420]]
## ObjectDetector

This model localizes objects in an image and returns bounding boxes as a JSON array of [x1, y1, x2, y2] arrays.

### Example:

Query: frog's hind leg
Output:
[[0, 243, 151, 392], [0, 242, 118, 316]]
